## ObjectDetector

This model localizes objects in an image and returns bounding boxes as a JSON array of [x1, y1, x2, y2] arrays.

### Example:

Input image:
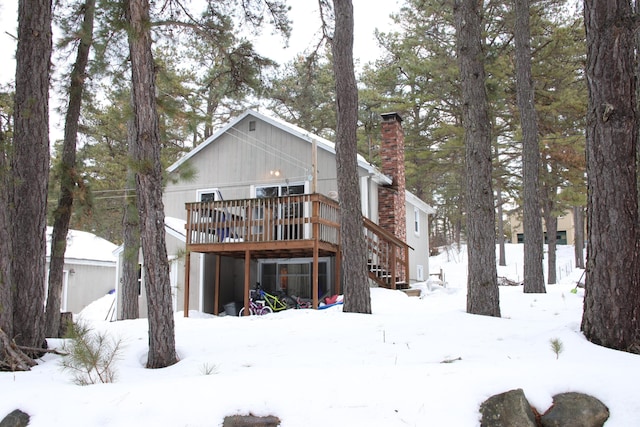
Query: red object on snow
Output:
[[325, 294, 339, 305]]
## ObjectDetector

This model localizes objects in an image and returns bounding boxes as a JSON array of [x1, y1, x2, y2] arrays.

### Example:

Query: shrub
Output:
[[60, 322, 122, 385], [550, 338, 564, 360]]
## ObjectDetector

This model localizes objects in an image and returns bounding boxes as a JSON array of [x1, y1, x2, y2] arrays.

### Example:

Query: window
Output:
[[260, 259, 329, 300], [414, 207, 420, 235], [255, 183, 306, 240], [249, 120, 256, 131], [196, 188, 220, 202]]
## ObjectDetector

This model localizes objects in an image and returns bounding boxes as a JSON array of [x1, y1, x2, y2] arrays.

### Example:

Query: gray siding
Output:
[[405, 200, 430, 283], [52, 261, 115, 314], [164, 116, 374, 219]]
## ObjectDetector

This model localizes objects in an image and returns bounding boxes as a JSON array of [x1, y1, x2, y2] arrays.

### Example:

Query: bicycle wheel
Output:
[[259, 306, 273, 315], [282, 295, 297, 309], [238, 306, 248, 316]]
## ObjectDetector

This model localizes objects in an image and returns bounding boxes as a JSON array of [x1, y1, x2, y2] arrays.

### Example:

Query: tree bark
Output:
[[331, 0, 370, 314], [120, 95, 141, 321], [543, 212, 557, 284], [514, 0, 545, 294], [11, 0, 52, 350], [581, 0, 640, 353], [45, 0, 96, 338], [454, 0, 500, 317], [126, 0, 177, 367], [494, 144, 506, 267], [573, 205, 584, 269], [0, 108, 13, 339]]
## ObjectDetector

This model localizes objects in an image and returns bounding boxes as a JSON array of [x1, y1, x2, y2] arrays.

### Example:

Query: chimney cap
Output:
[[381, 112, 403, 123]]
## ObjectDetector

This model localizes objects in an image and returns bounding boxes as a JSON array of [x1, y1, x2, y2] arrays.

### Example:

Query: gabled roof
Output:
[[113, 217, 186, 257], [405, 191, 437, 215], [46, 227, 117, 264], [167, 109, 392, 185]]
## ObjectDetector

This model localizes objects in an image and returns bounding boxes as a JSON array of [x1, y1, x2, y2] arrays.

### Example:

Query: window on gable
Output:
[[197, 188, 220, 202], [249, 120, 256, 131]]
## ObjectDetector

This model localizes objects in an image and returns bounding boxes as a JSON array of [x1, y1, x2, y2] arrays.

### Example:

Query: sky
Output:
[[253, 0, 399, 66], [0, 0, 399, 143], [0, 0, 399, 85], [2, 244, 639, 426]]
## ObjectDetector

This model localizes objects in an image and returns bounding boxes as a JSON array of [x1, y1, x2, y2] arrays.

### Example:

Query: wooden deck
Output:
[[185, 193, 340, 259], [183, 193, 411, 313]]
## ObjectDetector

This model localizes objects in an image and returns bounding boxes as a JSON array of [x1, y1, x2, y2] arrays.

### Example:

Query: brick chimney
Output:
[[378, 112, 406, 242]]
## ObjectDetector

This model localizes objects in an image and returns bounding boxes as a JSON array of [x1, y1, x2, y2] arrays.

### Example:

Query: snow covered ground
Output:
[[2, 244, 639, 426]]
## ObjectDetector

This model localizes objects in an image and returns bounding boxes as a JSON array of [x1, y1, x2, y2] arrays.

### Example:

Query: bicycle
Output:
[[251, 283, 297, 312], [238, 297, 273, 316], [290, 294, 312, 309]]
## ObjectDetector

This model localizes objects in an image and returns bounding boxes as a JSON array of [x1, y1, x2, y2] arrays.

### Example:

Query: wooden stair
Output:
[[363, 217, 412, 290]]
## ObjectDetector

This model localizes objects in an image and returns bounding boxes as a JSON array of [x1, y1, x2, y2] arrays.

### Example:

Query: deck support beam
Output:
[[214, 255, 221, 315], [243, 250, 251, 316], [335, 247, 341, 296], [183, 251, 191, 317]]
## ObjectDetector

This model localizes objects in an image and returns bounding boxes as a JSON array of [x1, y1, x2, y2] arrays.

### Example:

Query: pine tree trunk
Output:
[[332, 0, 370, 314], [496, 193, 506, 267], [454, 0, 500, 317], [573, 206, 584, 269], [126, 0, 177, 367], [120, 97, 141, 321], [514, 0, 545, 294], [495, 145, 506, 267], [544, 213, 557, 284], [11, 0, 52, 350], [0, 114, 13, 338], [45, 0, 95, 338], [581, 0, 640, 352]]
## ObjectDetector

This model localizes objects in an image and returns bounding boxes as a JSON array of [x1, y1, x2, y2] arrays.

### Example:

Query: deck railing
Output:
[[363, 217, 410, 288], [185, 193, 340, 245], [185, 193, 410, 289]]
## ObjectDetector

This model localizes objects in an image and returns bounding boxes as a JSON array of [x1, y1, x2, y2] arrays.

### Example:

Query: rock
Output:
[[540, 392, 609, 427], [222, 414, 281, 427], [0, 409, 30, 427], [480, 388, 538, 427]]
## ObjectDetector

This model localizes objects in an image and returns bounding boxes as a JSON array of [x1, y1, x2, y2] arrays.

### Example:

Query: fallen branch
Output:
[[0, 327, 37, 371], [440, 356, 462, 364], [17, 344, 68, 357]]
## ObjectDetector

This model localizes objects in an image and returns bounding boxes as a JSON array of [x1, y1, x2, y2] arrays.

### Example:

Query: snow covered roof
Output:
[[46, 227, 118, 264], [164, 217, 186, 241]]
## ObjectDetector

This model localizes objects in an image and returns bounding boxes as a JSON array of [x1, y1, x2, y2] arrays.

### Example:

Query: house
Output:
[[46, 227, 117, 314], [116, 109, 435, 318], [508, 209, 585, 245]]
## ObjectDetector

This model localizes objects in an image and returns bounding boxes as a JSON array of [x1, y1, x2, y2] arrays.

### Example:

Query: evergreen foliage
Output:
[[60, 322, 122, 385]]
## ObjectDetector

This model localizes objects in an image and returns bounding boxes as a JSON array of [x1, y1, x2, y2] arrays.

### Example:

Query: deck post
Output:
[[312, 197, 320, 308], [391, 249, 397, 290], [183, 251, 190, 317], [335, 246, 341, 296], [243, 250, 251, 316], [313, 241, 319, 309], [404, 245, 410, 285], [214, 255, 221, 315]]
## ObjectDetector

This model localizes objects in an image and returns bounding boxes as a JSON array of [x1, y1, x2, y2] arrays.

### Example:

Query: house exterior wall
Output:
[[116, 231, 188, 320], [405, 200, 430, 283], [509, 211, 582, 245], [163, 115, 376, 218], [52, 260, 115, 314], [151, 111, 434, 316]]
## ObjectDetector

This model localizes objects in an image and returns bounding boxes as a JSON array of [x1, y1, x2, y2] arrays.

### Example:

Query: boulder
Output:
[[222, 414, 281, 427], [480, 388, 538, 427], [0, 409, 30, 427], [540, 392, 609, 427]]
